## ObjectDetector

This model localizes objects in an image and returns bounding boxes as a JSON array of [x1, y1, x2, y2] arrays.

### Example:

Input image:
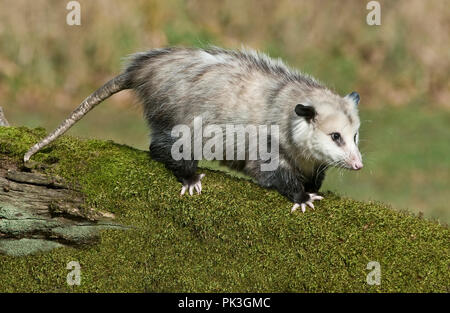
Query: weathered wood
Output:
[[0, 157, 126, 256], [0, 106, 9, 127]]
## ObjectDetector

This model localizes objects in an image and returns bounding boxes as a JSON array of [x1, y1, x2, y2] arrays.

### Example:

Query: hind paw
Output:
[[180, 173, 205, 196], [291, 193, 324, 213]]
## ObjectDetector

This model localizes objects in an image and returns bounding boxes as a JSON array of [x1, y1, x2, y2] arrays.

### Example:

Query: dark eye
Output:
[[330, 132, 341, 141], [354, 133, 357, 143]]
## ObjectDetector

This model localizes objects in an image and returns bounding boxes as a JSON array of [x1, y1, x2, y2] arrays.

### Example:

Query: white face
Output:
[[311, 111, 363, 170], [292, 92, 363, 170]]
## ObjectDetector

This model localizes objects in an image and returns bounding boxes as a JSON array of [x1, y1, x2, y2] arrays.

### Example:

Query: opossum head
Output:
[[292, 90, 363, 170]]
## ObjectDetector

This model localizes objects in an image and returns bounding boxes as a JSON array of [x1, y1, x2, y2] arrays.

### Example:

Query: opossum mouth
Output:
[[330, 158, 363, 171], [330, 161, 361, 171], [342, 163, 363, 171]]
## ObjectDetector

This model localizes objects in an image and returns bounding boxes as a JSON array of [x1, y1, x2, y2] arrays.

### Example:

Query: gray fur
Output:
[[24, 46, 362, 207]]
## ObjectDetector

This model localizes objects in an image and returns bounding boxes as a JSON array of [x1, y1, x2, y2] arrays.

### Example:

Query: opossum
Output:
[[24, 46, 363, 213]]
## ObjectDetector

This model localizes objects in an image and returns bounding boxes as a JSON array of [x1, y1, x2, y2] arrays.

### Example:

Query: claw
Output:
[[291, 203, 307, 213], [301, 203, 306, 213], [290, 193, 324, 213], [180, 173, 206, 196], [309, 193, 324, 201]]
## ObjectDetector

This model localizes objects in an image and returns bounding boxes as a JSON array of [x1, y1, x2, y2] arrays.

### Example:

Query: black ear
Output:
[[295, 104, 316, 122], [346, 91, 360, 106]]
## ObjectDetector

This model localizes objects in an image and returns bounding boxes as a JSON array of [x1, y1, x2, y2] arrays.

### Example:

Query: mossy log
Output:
[[0, 107, 125, 256], [0, 125, 448, 292], [0, 158, 125, 256]]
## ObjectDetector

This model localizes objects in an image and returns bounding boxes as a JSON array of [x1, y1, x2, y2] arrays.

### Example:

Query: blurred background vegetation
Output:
[[0, 0, 449, 222]]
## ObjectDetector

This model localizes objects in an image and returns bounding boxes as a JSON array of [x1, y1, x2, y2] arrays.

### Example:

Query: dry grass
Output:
[[0, 0, 449, 113]]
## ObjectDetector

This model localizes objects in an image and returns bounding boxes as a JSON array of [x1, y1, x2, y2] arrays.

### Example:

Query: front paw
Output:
[[291, 193, 324, 213], [180, 173, 206, 196]]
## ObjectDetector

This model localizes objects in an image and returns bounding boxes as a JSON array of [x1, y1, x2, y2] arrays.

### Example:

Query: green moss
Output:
[[0, 127, 448, 292]]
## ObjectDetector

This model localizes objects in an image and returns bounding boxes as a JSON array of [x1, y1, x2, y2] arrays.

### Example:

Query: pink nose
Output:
[[352, 161, 363, 170]]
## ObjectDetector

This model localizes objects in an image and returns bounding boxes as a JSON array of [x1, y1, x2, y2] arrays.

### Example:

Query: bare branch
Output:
[[0, 106, 9, 127]]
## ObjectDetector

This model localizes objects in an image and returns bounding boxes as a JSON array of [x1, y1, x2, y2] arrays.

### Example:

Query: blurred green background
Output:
[[0, 0, 449, 222]]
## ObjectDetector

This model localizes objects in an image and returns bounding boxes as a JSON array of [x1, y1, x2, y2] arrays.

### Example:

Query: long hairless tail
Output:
[[24, 72, 131, 162]]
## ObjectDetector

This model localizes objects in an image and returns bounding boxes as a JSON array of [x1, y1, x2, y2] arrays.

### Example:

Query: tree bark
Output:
[[0, 157, 127, 256]]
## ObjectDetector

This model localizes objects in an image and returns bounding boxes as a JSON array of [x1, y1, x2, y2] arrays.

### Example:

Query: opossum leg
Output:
[[304, 164, 327, 194], [149, 132, 204, 196], [249, 161, 318, 212], [290, 166, 326, 212]]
